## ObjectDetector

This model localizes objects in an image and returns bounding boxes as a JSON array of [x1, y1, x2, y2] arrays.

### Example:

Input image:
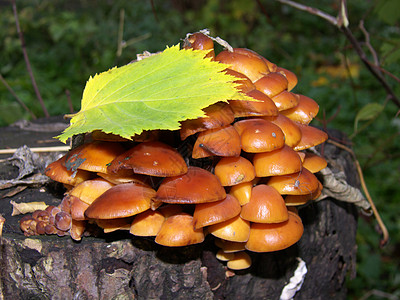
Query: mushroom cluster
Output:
[[20, 32, 328, 270]]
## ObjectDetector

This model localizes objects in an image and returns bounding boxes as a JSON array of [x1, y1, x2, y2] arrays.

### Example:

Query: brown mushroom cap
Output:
[[155, 166, 226, 204], [70, 219, 86, 241], [69, 195, 90, 221], [193, 194, 241, 229], [64, 141, 126, 173], [192, 125, 241, 159], [155, 213, 204, 247], [271, 91, 299, 111], [241, 184, 288, 223], [280, 94, 319, 125], [215, 48, 270, 82], [245, 211, 304, 252], [107, 141, 188, 177], [267, 168, 319, 195], [208, 215, 250, 242], [302, 152, 328, 173], [84, 183, 155, 219], [292, 124, 328, 151], [183, 32, 215, 58], [214, 156, 256, 186], [180, 102, 235, 140], [253, 145, 302, 177], [45, 155, 92, 186], [224, 69, 256, 94], [229, 89, 279, 118], [262, 114, 302, 148], [285, 179, 323, 206], [130, 210, 165, 236], [68, 178, 115, 205], [254, 72, 289, 98], [227, 251, 252, 270], [96, 217, 133, 233], [214, 238, 247, 253], [234, 118, 285, 153], [276, 67, 298, 91], [97, 170, 150, 186], [233, 48, 277, 72], [229, 181, 253, 206]]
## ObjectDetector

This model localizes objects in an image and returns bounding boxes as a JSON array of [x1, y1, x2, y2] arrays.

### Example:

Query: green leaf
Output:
[[57, 45, 252, 143], [354, 103, 384, 132]]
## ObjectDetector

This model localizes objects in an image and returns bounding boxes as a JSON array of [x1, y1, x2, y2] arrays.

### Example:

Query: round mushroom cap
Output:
[[208, 215, 250, 242], [227, 251, 252, 270], [216, 249, 235, 261], [293, 124, 328, 151], [285, 180, 323, 206], [281, 94, 319, 125], [130, 210, 165, 236], [69, 195, 89, 221], [107, 141, 188, 177], [229, 181, 253, 206], [277, 67, 298, 91], [84, 183, 155, 219], [193, 194, 241, 229], [183, 32, 215, 58], [234, 118, 285, 153], [302, 152, 328, 173], [45, 155, 92, 186], [233, 48, 277, 72], [68, 178, 115, 205], [271, 91, 299, 111], [268, 168, 319, 195], [70, 219, 86, 241], [224, 69, 256, 94], [155, 166, 226, 204], [192, 125, 241, 158], [215, 48, 270, 82], [64, 141, 126, 173], [155, 213, 204, 247], [253, 145, 302, 177], [214, 156, 256, 186], [214, 238, 247, 253], [241, 184, 288, 223], [254, 72, 288, 98], [245, 211, 304, 252], [262, 114, 302, 148], [180, 102, 235, 140], [96, 217, 133, 233], [229, 89, 278, 118]]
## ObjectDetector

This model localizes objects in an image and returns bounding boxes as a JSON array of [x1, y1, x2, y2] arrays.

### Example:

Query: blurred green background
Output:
[[0, 0, 399, 298]]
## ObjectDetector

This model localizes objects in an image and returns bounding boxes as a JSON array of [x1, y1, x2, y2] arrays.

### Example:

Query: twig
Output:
[[327, 139, 389, 247], [65, 89, 74, 113], [12, 0, 49, 118], [0, 74, 36, 119], [275, 0, 400, 108], [116, 9, 125, 57], [0, 146, 70, 155]]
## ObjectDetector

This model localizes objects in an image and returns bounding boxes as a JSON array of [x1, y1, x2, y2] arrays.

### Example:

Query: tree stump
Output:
[[0, 118, 358, 299]]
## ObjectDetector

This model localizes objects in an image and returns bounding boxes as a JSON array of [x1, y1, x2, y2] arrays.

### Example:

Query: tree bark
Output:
[[0, 119, 358, 299]]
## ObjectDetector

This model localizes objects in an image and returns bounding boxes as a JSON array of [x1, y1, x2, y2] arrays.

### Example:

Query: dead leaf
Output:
[[10, 200, 48, 216]]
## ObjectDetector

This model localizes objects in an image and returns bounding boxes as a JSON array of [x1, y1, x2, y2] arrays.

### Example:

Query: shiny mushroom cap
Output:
[[302, 152, 328, 173], [281, 94, 319, 125], [68, 178, 115, 205], [262, 114, 302, 148], [208, 215, 250, 242], [293, 124, 328, 151], [155, 166, 226, 204], [130, 210, 165, 236], [214, 156, 256, 186], [45, 155, 92, 186], [254, 72, 289, 98], [268, 168, 319, 195], [227, 251, 252, 270]]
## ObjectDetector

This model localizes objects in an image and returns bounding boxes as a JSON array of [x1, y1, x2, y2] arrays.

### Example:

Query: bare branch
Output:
[[0, 74, 36, 120], [12, 0, 49, 117]]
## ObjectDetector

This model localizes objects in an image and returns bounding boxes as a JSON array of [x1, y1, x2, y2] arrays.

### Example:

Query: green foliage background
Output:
[[0, 0, 399, 298]]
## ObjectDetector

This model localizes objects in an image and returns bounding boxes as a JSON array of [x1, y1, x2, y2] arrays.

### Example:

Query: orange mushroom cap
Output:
[[241, 184, 288, 223], [292, 124, 328, 151], [233, 48, 277, 72], [234, 118, 285, 153], [229, 89, 278, 118], [183, 32, 215, 58], [84, 182, 155, 219], [268, 168, 319, 195], [107, 141, 188, 177], [280, 94, 319, 125], [193, 194, 241, 229], [155, 213, 204, 247], [262, 114, 302, 148], [229, 181, 253, 206], [214, 238, 247, 253], [214, 156, 256, 186], [96, 217, 133, 233], [302, 152, 328, 173], [254, 72, 289, 98], [192, 125, 241, 159], [276, 67, 298, 91], [253, 145, 302, 177], [271, 91, 299, 111], [155, 166, 226, 204], [224, 69, 256, 94], [63, 141, 126, 174], [68, 178, 115, 205], [285, 179, 323, 206], [130, 210, 165, 236], [227, 251, 252, 270], [208, 215, 250, 242], [245, 211, 304, 252]]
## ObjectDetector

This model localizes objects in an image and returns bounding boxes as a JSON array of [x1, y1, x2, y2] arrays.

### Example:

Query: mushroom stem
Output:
[[327, 139, 389, 247]]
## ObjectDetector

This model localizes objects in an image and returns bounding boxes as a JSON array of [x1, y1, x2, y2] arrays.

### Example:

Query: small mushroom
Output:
[[69, 195, 89, 221], [216, 249, 235, 261], [280, 94, 319, 125], [155, 166, 226, 204], [271, 91, 299, 111], [302, 152, 328, 173], [214, 238, 247, 253], [292, 124, 328, 151], [229, 89, 278, 118], [84, 182, 155, 219], [130, 210, 165, 236], [241, 184, 288, 223], [155, 213, 204, 247], [183, 31, 215, 58], [245, 211, 304, 252], [214, 156, 255, 186], [234, 118, 285, 153], [262, 114, 302, 148], [193, 194, 241, 229], [227, 251, 252, 270], [107, 141, 188, 177], [97, 217, 133, 233], [254, 72, 289, 98], [229, 181, 253, 206], [68, 178, 115, 205], [208, 215, 250, 242], [276, 67, 298, 91], [253, 145, 302, 177], [224, 69, 256, 94], [267, 168, 319, 195]]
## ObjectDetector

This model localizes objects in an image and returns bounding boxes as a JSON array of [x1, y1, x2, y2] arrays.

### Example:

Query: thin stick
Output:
[[12, 0, 49, 117], [116, 9, 125, 57], [65, 89, 74, 113], [0, 146, 70, 155], [327, 139, 389, 246], [0, 74, 36, 119]]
